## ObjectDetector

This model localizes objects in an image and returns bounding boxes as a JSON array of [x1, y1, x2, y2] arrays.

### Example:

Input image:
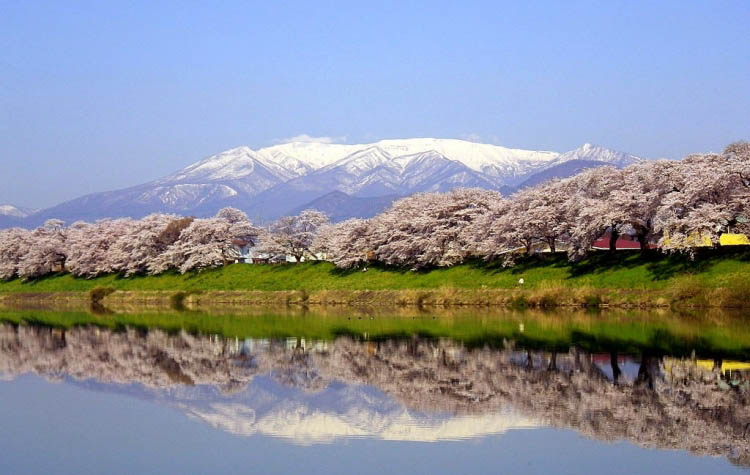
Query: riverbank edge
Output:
[[0, 285, 747, 311]]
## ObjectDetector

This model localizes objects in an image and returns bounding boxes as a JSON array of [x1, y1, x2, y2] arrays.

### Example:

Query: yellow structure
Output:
[[719, 233, 750, 246], [696, 360, 750, 372]]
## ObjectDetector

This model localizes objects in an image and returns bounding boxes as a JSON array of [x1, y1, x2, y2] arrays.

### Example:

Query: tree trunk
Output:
[[610, 352, 622, 384], [572, 347, 582, 372], [547, 237, 556, 254], [635, 355, 660, 390], [609, 228, 620, 252], [547, 352, 557, 371], [636, 232, 649, 252], [713, 358, 723, 371], [525, 241, 533, 255], [636, 220, 652, 253]]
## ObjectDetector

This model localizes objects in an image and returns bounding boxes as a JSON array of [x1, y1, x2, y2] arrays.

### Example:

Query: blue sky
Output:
[[2, 1, 749, 208]]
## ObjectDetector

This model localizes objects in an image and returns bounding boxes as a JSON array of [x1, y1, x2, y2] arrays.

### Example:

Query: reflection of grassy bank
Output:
[[1, 307, 749, 360], [1, 249, 749, 308], [3, 285, 750, 309]]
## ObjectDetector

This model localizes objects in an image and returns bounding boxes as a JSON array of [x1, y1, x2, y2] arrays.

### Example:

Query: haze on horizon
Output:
[[2, 1, 749, 209]]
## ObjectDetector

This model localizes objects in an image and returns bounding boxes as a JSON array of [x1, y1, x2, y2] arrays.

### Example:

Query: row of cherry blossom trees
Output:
[[0, 142, 747, 279], [0, 208, 260, 280], [0, 206, 336, 280], [316, 142, 749, 268]]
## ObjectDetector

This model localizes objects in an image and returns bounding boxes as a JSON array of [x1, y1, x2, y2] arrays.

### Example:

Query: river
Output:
[[1, 307, 748, 474]]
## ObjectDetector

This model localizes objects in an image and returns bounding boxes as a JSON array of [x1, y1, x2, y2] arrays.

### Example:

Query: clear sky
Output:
[[2, 1, 749, 208]]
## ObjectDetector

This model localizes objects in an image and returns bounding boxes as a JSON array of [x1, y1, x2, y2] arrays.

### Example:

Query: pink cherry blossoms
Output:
[[0, 141, 748, 279]]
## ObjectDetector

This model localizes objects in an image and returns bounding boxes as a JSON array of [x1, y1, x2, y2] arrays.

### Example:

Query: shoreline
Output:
[[1, 285, 748, 312]]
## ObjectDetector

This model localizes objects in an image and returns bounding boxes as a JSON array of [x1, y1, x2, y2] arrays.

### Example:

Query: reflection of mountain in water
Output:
[[1, 324, 748, 464], [170, 378, 536, 444]]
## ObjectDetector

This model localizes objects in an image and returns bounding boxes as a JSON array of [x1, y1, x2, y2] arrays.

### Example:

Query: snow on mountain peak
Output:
[[323, 145, 395, 174], [371, 138, 560, 173], [162, 138, 642, 194], [163, 146, 305, 183], [185, 401, 538, 443], [166, 146, 258, 181], [555, 143, 641, 167], [392, 149, 449, 167], [0, 204, 36, 218], [257, 141, 361, 169], [255, 138, 563, 177]]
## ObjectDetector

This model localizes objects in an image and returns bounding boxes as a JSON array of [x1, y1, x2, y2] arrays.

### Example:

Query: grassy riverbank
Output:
[[1, 249, 749, 308]]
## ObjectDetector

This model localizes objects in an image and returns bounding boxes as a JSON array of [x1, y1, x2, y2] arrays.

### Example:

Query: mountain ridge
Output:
[[8, 139, 643, 227]]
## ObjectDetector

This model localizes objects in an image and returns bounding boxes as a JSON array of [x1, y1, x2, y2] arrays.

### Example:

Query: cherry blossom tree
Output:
[[495, 180, 573, 254], [463, 196, 511, 261], [65, 219, 131, 277], [655, 148, 750, 251], [310, 222, 336, 260], [724, 141, 750, 188], [722, 142, 750, 235], [262, 210, 330, 262], [64, 215, 179, 277], [149, 208, 258, 274], [109, 214, 177, 276], [17, 219, 68, 280], [564, 166, 625, 258], [321, 218, 374, 269], [0, 228, 31, 280], [366, 189, 502, 268], [607, 160, 683, 251]]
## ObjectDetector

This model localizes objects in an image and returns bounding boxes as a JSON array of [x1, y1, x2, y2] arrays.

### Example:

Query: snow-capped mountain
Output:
[[242, 146, 516, 219], [164, 146, 306, 184], [0, 204, 36, 218], [72, 374, 538, 444], [16, 139, 643, 226], [547, 143, 639, 168], [176, 380, 538, 444], [0, 204, 37, 229], [255, 138, 563, 179]]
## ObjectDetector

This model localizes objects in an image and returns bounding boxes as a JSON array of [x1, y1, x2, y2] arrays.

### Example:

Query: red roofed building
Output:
[[591, 232, 658, 250]]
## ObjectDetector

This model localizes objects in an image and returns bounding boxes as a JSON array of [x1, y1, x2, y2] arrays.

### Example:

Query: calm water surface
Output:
[[0, 308, 748, 474]]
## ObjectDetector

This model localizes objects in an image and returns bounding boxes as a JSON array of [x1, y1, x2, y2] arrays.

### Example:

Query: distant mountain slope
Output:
[[28, 147, 299, 226], [6, 139, 644, 228], [288, 191, 398, 222], [515, 159, 609, 189], [510, 145, 640, 191], [0, 215, 24, 229], [0, 204, 37, 228]]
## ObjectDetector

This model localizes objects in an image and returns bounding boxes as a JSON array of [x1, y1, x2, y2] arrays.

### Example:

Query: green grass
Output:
[[1, 248, 749, 294], [2, 307, 750, 359]]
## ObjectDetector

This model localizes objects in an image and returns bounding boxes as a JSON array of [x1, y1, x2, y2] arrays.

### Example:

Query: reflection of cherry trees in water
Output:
[[272, 336, 327, 392], [0, 323, 748, 465]]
